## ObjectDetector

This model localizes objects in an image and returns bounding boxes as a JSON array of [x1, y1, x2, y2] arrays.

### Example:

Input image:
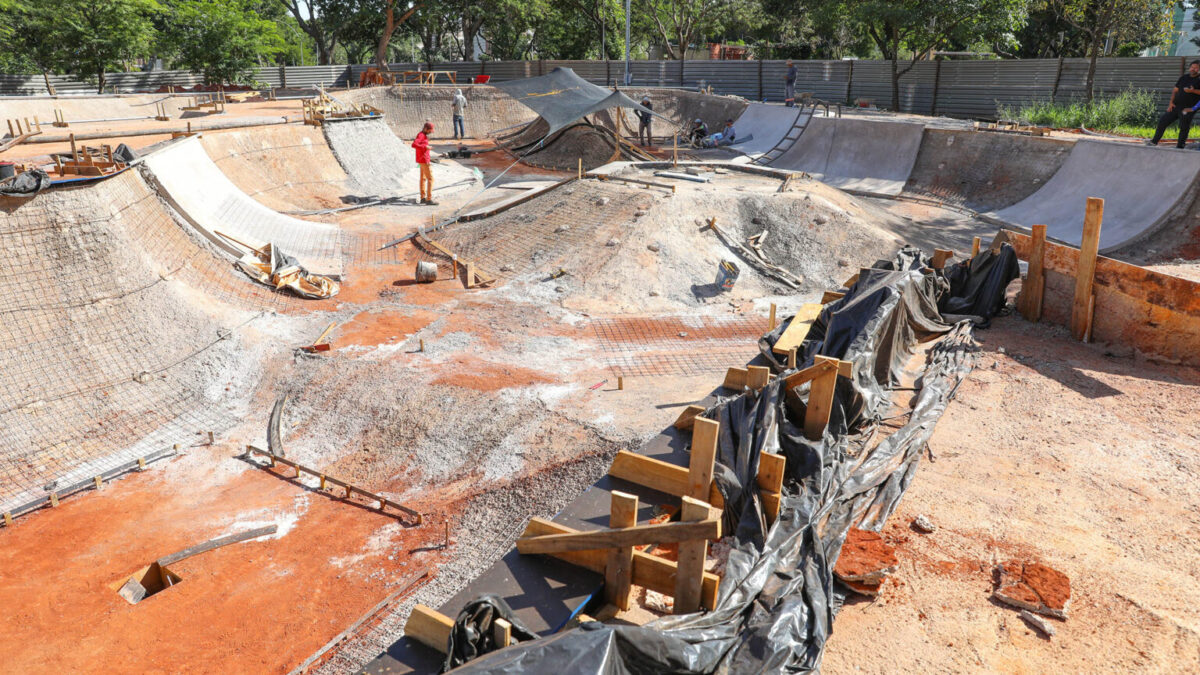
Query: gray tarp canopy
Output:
[[493, 67, 669, 136]]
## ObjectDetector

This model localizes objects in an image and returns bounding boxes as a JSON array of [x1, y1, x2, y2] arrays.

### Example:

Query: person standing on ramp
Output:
[[413, 121, 437, 205], [637, 95, 654, 147], [785, 60, 797, 107], [1148, 60, 1200, 149], [452, 89, 467, 140]]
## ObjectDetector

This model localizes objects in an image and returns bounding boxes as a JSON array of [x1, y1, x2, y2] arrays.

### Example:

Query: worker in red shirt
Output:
[[412, 121, 436, 205]]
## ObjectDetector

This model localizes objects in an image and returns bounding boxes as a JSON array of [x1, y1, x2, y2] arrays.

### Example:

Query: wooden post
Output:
[[2, 512, 11, 527], [49, 492, 59, 507], [604, 491, 638, 611], [617, 376, 624, 390], [931, 249, 954, 269], [493, 618, 512, 648], [747, 365, 770, 391], [673, 133, 678, 166], [1071, 198, 1103, 341], [768, 303, 777, 331], [787, 348, 797, 370], [137, 457, 147, 470], [69, 133, 77, 162], [689, 418, 719, 501], [320, 475, 327, 490], [465, 262, 475, 289], [674, 496, 710, 614], [578, 158, 582, 179], [803, 356, 839, 441], [1084, 292, 1096, 343], [419, 338, 425, 352], [757, 451, 786, 525], [1020, 224, 1047, 322], [971, 236, 981, 259], [94, 476, 103, 490]]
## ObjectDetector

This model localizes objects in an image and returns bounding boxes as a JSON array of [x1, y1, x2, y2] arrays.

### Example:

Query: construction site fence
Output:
[[3, 56, 1199, 119]]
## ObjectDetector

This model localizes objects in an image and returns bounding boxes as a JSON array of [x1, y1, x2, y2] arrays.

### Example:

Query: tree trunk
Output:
[[376, 2, 419, 69], [1085, 32, 1102, 103], [97, 70, 106, 95], [890, 47, 900, 112]]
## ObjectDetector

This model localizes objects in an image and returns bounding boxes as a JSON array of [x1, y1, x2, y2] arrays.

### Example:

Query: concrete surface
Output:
[[989, 140, 1200, 252], [769, 116, 926, 195], [141, 136, 344, 276], [727, 102, 805, 156]]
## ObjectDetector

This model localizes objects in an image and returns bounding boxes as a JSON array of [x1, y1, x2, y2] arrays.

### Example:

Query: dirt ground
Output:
[[823, 311, 1200, 674]]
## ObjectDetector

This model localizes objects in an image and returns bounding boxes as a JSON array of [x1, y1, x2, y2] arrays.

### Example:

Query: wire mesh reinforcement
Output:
[[589, 315, 768, 377]]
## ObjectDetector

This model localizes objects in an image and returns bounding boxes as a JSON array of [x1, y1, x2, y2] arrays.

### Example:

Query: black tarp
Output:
[[493, 68, 667, 136], [447, 249, 978, 674], [939, 243, 1020, 327], [0, 168, 51, 197]]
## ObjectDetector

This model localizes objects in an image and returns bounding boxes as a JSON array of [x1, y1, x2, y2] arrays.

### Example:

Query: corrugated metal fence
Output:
[[3, 56, 1196, 119]]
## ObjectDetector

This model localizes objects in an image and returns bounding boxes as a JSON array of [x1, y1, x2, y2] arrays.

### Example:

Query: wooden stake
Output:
[[673, 133, 678, 166], [419, 338, 425, 352], [69, 133, 77, 162], [493, 618, 512, 648], [207, 431, 215, 445], [49, 492, 59, 507], [674, 496, 710, 614], [971, 236, 981, 259], [320, 475, 327, 490], [803, 356, 839, 441], [94, 475, 103, 490], [787, 348, 797, 369], [689, 418, 719, 501], [931, 249, 954, 269], [578, 158, 582, 179], [1084, 292, 1096, 343], [1021, 224, 1047, 323], [137, 457, 147, 470], [768, 303, 777, 331], [604, 491, 638, 611], [617, 376, 624, 390], [2, 512, 11, 527], [1071, 198, 1103, 341]]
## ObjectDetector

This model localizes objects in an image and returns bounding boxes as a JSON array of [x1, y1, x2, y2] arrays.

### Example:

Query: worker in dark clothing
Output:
[[689, 118, 708, 145], [1149, 60, 1200, 148], [637, 95, 653, 147], [785, 60, 798, 107]]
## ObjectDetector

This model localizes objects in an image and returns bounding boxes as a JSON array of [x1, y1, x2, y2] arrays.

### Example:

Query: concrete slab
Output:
[[730, 103, 804, 157], [141, 136, 344, 276], [989, 140, 1200, 252], [769, 117, 926, 195]]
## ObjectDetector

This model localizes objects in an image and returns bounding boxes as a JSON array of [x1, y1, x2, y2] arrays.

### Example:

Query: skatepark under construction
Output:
[[1, 70, 1198, 674]]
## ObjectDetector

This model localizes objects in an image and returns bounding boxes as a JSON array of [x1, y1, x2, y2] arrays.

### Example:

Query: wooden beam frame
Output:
[[608, 450, 724, 508], [674, 496, 710, 614], [517, 518, 720, 555], [1019, 224, 1047, 322], [1071, 198, 1103, 341], [604, 491, 638, 611]]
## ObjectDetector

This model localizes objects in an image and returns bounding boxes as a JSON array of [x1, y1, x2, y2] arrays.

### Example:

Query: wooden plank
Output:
[[523, 518, 720, 610], [674, 497, 710, 614], [517, 518, 720, 555], [760, 491, 781, 525], [492, 618, 512, 648], [746, 365, 770, 391], [673, 405, 705, 430], [820, 290, 845, 305], [771, 303, 824, 356], [972, 236, 982, 259], [803, 356, 839, 441], [722, 367, 747, 390], [157, 526, 278, 566], [1020, 224, 1047, 322], [689, 418, 719, 502], [1072, 198, 1104, 340], [405, 605, 453, 654], [608, 450, 723, 508], [782, 359, 835, 391], [756, 451, 786, 493], [604, 492, 638, 611]]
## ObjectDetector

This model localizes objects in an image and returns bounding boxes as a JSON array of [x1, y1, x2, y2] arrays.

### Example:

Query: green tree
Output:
[[161, 0, 284, 85], [642, 0, 733, 59], [1048, 0, 1173, 101], [836, 0, 1028, 111], [51, 0, 161, 92]]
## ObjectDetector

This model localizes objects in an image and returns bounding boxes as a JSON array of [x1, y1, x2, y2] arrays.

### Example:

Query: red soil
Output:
[[430, 355, 557, 391], [336, 308, 439, 347], [995, 560, 1072, 614], [835, 528, 900, 583]]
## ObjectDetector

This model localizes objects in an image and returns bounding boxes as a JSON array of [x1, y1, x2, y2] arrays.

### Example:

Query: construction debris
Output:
[[912, 514, 936, 533], [993, 560, 1071, 620], [1019, 609, 1057, 638], [235, 243, 340, 299], [834, 528, 899, 596]]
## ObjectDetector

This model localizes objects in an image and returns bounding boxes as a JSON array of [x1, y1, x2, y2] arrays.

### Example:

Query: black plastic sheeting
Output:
[[447, 248, 982, 674], [493, 68, 667, 137], [444, 595, 539, 673], [0, 168, 51, 197], [940, 243, 1020, 328]]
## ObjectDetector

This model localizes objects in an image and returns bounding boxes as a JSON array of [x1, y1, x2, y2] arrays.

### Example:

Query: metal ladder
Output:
[[751, 102, 815, 166]]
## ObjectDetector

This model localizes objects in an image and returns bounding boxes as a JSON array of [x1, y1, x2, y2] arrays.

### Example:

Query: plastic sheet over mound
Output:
[[450, 248, 979, 673], [989, 140, 1200, 252], [493, 67, 662, 136], [141, 136, 344, 276]]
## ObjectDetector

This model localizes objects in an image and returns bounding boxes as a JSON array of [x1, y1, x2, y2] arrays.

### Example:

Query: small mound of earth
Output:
[[993, 560, 1071, 619], [499, 119, 636, 171]]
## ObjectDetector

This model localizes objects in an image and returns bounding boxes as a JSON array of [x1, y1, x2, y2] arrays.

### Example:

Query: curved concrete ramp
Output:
[[770, 117, 925, 195], [142, 136, 343, 276], [730, 103, 805, 156], [990, 141, 1200, 252]]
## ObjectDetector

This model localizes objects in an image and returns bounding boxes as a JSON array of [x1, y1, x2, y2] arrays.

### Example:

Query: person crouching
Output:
[[412, 121, 437, 205]]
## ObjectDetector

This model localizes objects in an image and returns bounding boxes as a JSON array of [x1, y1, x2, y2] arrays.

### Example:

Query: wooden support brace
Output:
[[608, 450, 723, 508], [820, 290, 845, 305], [523, 518, 721, 610], [747, 365, 770, 391], [972, 236, 981, 259], [787, 348, 797, 369], [465, 262, 475, 289], [768, 303, 777, 331], [137, 457, 147, 470], [689, 418, 719, 502], [674, 496, 710, 614], [931, 249, 954, 269], [518, 517, 720, 555], [50, 492, 59, 507], [1071, 198, 1103, 341], [604, 491, 638, 611], [803, 356, 840, 441], [673, 404, 705, 430], [757, 451, 786, 524], [1020, 224, 1047, 322], [94, 475, 103, 490], [2, 512, 11, 527], [406, 604, 454, 653]]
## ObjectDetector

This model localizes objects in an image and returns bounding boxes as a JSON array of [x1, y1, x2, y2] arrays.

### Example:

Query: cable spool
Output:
[[415, 261, 438, 283]]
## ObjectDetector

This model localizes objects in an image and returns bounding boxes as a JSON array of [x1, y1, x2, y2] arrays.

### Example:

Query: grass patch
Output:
[[998, 87, 1161, 132]]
